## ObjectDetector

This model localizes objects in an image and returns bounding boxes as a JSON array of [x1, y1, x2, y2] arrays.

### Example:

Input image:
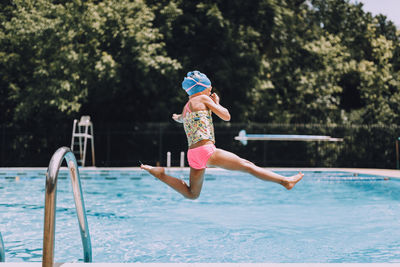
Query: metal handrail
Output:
[[42, 147, 92, 267], [0, 232, 4, 262]]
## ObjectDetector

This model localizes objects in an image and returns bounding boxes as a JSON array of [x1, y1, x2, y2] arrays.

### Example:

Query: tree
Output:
[[0, 0, 181, 126], [148, 0, 276, 121], [357, 23, 400, 124]]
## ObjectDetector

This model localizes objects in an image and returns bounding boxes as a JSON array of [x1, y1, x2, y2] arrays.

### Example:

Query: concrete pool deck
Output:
[[270, 167, 400, 178], [137, 167, 400, 179], [1, 263, 400, 266], [98, 167, 400, 179], [2, 167, 400, 179]]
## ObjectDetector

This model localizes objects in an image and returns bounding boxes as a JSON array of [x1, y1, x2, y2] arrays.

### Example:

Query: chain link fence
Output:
[[1, 122, 399, 168]]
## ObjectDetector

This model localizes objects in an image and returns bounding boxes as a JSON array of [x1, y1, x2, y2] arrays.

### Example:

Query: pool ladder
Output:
[[0, 232, 4, 262], [43, 146, 92, 267]]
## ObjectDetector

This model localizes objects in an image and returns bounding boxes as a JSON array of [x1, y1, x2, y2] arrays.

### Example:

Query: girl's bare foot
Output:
[[282, 172, 304, 190], [140, 164, 165, 179]]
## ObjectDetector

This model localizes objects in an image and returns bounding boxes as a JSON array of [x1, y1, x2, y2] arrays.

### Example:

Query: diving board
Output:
[[235, 130, 343, 145]]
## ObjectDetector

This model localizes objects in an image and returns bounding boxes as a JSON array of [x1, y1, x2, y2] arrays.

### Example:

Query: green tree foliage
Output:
[[309, 0, 400, 124], [357, 24, 400, 124], [148, 0, 276, 121], [252, 0, 400, 124], [1, 0, 399, 125], [0, 0, 180, 126]]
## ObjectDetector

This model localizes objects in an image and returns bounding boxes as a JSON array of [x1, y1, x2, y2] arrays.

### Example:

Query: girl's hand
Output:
[[210, 93, 220, 105], [172, 113, 183, 123]]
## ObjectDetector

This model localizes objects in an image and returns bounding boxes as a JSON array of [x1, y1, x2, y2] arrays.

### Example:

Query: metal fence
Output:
[[1, 122, 399, 168]]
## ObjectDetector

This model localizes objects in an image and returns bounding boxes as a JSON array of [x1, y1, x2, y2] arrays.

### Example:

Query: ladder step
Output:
[[72, 134, 93, 138]]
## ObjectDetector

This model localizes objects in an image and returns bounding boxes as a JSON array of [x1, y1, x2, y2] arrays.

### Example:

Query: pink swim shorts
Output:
[[187, 144, 216, 170]]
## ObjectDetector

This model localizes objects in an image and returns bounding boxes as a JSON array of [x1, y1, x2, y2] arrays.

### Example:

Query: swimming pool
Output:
[[1, 168, 400, 263]]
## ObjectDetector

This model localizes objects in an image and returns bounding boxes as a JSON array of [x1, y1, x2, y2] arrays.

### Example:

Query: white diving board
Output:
[[234, 130, 343, 145]]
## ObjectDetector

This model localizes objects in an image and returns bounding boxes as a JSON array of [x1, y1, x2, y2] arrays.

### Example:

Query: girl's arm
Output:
[[172, 113, 183, 123], [203, 94, 231, 121], [172, 103, 188, 123]]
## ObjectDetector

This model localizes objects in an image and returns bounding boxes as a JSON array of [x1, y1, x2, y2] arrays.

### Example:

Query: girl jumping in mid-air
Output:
[[141, 71, 303, 199]]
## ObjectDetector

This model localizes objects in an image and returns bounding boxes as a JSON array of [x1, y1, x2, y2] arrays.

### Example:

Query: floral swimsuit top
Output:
[[182, 102, 215, 147]]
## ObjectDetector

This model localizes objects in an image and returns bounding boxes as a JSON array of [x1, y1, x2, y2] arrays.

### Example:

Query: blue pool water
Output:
[[0, 168, 400, 263]]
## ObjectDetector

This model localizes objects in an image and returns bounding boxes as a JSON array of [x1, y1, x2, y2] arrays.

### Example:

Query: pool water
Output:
[[0, 169, 400, 263]]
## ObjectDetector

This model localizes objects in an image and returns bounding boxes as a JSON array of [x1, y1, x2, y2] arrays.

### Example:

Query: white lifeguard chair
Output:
[[70, 116, 95, 167]]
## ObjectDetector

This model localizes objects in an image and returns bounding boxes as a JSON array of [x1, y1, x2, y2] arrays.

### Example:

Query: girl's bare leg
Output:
[[207, 149, 303, 190], [140, 164, 205, 199]]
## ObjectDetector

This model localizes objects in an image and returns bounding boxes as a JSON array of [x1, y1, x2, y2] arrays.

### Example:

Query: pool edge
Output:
[[1, 167, 399, 179]]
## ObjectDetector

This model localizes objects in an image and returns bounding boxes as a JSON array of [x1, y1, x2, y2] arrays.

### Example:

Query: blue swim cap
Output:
[[182, 71, 211, 96]]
